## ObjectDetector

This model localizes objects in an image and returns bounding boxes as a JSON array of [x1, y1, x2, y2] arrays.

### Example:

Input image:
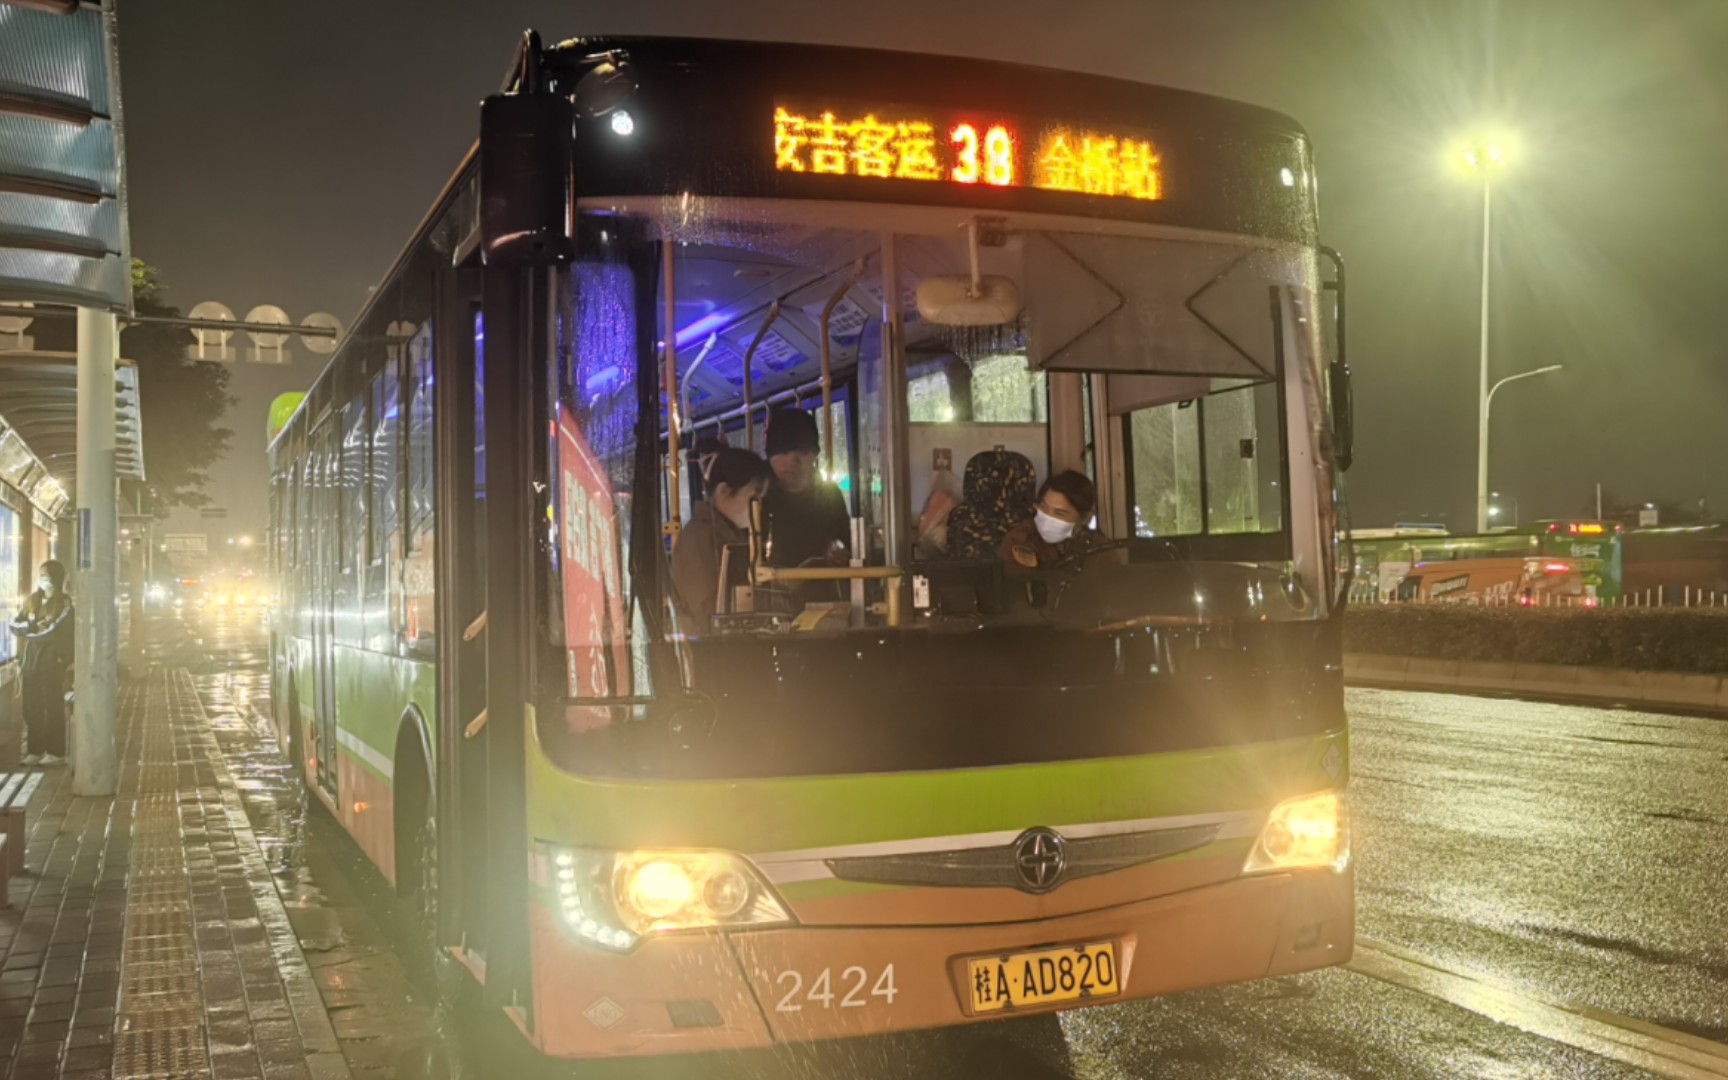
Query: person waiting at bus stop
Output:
[[760, 408, 851, 568], [1000, 470, 1101, 575], [8, 560, 74, 766], [671, 445, 772, 628]]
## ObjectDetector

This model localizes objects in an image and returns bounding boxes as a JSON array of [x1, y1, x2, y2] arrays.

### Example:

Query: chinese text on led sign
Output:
[[773, 107, 1162, 201]]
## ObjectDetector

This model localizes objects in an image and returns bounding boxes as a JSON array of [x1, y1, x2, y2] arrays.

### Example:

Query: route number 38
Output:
[[775, 965, 898, 1012]]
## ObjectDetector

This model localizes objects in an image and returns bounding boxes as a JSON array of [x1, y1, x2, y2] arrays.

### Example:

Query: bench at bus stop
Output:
[[0, 772, 43, 905]]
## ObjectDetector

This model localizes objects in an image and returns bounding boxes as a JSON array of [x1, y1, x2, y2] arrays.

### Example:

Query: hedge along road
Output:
[[1344, 606, 1728, 676]]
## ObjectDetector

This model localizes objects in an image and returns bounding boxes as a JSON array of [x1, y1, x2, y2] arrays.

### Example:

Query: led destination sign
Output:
[[773, 105, 1164, 201]]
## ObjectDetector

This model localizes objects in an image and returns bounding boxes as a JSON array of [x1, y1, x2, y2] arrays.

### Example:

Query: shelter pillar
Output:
[[73, 307, 118, 796]]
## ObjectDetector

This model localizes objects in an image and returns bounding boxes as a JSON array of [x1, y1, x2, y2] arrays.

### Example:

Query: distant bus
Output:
[[1351, 520, 1622, 603], [1393, 556, 1587, 606]]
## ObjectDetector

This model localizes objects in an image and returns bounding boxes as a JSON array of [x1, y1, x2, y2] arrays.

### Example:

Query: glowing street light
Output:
[[1487, 490, 1522, 528], [1459, 141, 1505, 172], [1458, 137, 1514, 533]]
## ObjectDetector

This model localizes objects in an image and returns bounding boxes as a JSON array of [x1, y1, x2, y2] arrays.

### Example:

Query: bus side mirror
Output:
[[479, 91, 575, 266], [1319, 246, 1352, 472], [1330, 356, 1354, 473]]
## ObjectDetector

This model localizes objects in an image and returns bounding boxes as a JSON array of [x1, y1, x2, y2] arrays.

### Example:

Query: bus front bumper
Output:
[[523, 865, 1352, 1059]]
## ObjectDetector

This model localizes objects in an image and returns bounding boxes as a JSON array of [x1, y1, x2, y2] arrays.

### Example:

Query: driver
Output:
[[999, 470, 1099, 575]]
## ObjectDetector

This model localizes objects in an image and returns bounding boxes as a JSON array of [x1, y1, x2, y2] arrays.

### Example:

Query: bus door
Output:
[[432, 267, 493, 964], [310, 420, 340, 796]]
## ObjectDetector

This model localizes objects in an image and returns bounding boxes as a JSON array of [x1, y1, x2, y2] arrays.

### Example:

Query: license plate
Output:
[[966, 941, 1120, 1013]]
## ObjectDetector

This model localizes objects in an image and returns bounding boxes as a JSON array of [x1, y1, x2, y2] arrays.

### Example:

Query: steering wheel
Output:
[[1050, 536, 1137, 573]]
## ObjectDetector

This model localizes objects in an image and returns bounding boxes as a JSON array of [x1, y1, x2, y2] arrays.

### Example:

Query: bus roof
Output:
[[542, 35, 1310, 138], [271, 32, 1322, 456], [548, 35, 1318, 243]]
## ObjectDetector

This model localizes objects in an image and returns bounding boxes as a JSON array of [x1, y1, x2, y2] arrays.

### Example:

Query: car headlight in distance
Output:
[[545, 847, 794, 951], [1242, 790, 1349, 875]]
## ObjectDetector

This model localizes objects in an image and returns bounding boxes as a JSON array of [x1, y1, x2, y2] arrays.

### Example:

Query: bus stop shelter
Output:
[[1, 0, 133, 795], [0, 351, 143, 487]]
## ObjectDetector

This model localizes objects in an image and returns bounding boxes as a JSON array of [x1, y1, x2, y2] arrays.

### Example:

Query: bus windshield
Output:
[[539, 197, 1335, 778]]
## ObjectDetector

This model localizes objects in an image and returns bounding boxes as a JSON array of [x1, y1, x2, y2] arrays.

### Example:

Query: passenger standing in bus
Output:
[[7, 560, 74, 766], [760, 408, 851, 568], [1000, 470, 1100, 574], [671, 447, 773, 627]]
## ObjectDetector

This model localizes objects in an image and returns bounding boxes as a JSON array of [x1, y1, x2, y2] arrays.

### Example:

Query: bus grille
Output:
[[824, 823, 1221, 893]]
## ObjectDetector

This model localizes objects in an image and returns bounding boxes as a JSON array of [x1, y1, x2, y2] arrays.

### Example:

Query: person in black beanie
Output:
[[760, 407, 851, 569]]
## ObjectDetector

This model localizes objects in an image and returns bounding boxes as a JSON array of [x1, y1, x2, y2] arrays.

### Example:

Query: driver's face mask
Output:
[[1033, 508, 1076, 544]]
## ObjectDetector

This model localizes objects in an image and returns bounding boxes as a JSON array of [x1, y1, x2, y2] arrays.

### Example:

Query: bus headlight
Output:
[[545, 846, 794, 951], [1242, 790, 1349, 875], [624, 858, 696, 920]]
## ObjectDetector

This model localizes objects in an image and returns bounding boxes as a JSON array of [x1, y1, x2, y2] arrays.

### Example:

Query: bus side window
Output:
[[341, 396, 369, 570], [339, 396, 369, 647], [370, 358, 402, 648], [815, 397, 853, 515], [404, 328, 436, 654]]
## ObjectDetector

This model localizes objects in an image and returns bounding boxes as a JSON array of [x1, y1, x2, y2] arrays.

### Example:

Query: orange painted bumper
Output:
[[523, 866, 1353, 1059]]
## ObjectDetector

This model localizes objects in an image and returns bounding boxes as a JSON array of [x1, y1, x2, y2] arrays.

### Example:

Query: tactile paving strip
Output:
[[113, 1020, 206, 1079], [118, 961, 200, 999], [114, 672, 211, 1080]]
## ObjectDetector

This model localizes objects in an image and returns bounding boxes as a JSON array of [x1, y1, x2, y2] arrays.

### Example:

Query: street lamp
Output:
[[1480, 363, 1563, 531], [1459, 137, 1511, 533]]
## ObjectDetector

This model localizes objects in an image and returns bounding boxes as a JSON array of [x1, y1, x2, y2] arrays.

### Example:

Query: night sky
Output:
[[117, 0, 1728, 539]]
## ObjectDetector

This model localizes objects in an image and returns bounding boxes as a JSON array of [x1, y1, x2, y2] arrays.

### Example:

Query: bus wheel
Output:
[[397, 774, 442, 991]]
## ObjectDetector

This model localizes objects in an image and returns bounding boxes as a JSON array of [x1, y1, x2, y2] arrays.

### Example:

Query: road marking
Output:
[[1349, 938, 1728, 1079]]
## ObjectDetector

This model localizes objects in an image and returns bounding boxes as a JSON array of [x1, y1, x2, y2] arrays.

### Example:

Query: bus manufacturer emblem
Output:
[[584, 996, 626, 1029], [1014, 827, 1067, 893]]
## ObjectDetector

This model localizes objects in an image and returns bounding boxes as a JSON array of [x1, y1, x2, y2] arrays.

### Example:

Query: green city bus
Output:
[[1350, 520, 1623, 604], [268, 33, 1355, 1063]]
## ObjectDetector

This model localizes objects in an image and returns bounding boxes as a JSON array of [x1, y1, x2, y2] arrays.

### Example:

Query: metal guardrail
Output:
[[1348, 586, 1726, 609]]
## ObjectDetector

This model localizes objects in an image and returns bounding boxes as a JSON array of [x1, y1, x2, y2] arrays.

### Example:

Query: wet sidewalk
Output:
[[0, 668, 350, 1080]]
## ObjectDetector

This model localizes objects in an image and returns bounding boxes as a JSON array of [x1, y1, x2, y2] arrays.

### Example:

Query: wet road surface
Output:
[[1349, 689, 1728, 1044], [170, 612, 1726, 1078]]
